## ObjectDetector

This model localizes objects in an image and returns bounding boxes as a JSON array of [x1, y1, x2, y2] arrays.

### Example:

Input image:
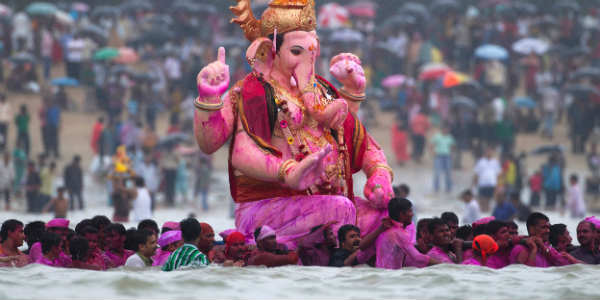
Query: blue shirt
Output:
[[492, 202, 516, 221]]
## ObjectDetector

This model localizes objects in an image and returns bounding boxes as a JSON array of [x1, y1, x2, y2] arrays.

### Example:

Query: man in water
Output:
[[441, 212, 459, 239], [81, 226, 107, 269], [509, 212, 570, 267], [35, 232, 62, 267], [162, 218, 209, 271], [297, 221, 338, 266], [569, 220, 600, 264], [104, 223, 134, 268], [415, 218, 433, 254], [427, 218, 463, 264], [376, 198, 439, 269], [0, 219, 30, 267], [248, 226, 298, 267], [153, 230, 183, 267], [42, 186, 68, 218], [125, 229, 157, 268], [220, 231, 250, 267], [198, 222, 215, 261]]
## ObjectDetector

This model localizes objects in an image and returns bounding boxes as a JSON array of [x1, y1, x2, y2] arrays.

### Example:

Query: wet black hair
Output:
[[124, 228, 138, 251], [486, 220, 509, 236], [456, 225, 473, 241], [105, 223, 126, 236], [549, 224, 567, 248], [135, 176, 145, 187], [526, 212, 549, 234], [75, 219, 95, 235], [92, 215, 111, 230], [388, 198, 413, 222], [441, 212, 459, 225], [70, 236, 89, 261], [1, 219, 23, 242], [337, 224, 360, 245], [417, 218, 433, 239], [24, 221, 46, 247], [81, 226, 98, 236], [393, 184, 410, 196], [507, 221, 518, 230], [41, 232, 61, 254], [427, 218, 447, 235], [137, 219, 159, 235], [180, 218, 202, 243], [132, 229, 154, 252]]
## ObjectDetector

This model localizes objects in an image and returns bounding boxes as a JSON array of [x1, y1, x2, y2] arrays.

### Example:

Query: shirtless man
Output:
[[43, 187, 69, 218], [0, 219, 30, 267]]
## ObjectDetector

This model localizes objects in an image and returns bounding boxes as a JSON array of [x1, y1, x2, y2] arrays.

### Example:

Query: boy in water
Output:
[[42, 187, 69, 218]]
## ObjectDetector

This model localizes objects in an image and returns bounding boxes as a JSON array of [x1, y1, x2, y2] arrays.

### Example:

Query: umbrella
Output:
[[51, 77, 79, 86], [346, 1, 377, 18], [215, 38, 248, 49], [514, 97, 536, 108], [172, 1, 216, 14], [382, 15, 417, 29], [93, 47, 119, 60], [451, 96, 477, 109], [158, 133, 190, 148], [10, 53, 36, 64], [131, 72, 156, 83], [475, 44, 508, 60], [571, 67, 600, 80], [565, 84, 600, 98], [510, 2, 537, 15], [92, 6, 120, 18], [54, 10, 74, 25], [381, 74, 407, 89], [26, 2, 58, 16], [318, 3, 349, 29], [530, 145, 563, 155], [76, 24, 108, 44], [143, 15, 173, 27], [442, 71, 470, 88], [109, 65, 135, 75], [399, 2, 429, 20], [0, 4, 12, 16], [114, 47, 139, 64], [419, 62, 451, 80], [512, 38, 549, 55], [431, 0, 460, 14], [330, 29, 363, 43], [121, 0, 152, 13], [138, 29, 174, 45], [554, 1, 580, 12], [72, 2, 89, 13]]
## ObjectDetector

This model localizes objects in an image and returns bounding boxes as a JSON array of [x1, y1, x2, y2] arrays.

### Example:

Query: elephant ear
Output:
[[246, 37, 274, 78]]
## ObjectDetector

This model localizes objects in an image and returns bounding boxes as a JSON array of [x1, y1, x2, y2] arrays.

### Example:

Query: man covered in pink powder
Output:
[[375, 198, 439, 269], [104, 223, 134, 268], [427, 218, 464, 264], [153, 230, 183, 267]]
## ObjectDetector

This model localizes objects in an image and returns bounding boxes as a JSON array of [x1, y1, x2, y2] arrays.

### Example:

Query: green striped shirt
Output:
[[162, 244, 209, 271]]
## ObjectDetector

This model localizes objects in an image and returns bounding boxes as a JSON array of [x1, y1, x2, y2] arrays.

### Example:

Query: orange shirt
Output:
[[411, 114, 430, 136]]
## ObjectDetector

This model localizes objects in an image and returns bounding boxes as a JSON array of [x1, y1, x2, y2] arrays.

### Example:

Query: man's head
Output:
[[549, 224, 571, 252], [104, 223, 126, 251], [460, 190, 473, 203], [75, 219, 93, 235], [41, 232, 61, 257], [526, 212, 550, 242], [198, 223, 215, 253], [456, 225, 473, 241], [393, 184, 410, 199], [92, 215, 111, 250], [428, 218, 452, 248], [507, 221, 519, 238], [416, 218, 433, 245], [441, 212, 459, 239], [24, 221, 46, 247], [388, 198, 414, 226], [225, 231, 246, 260], [57, 187, 66, 198], [73, 155, 81, 166], [337, 224, 361, 252], [576, 221, 596, 249], [137, 219, 159, 237], [1, 219, 25, 247], [485, 147, 495, 158], [135, 176, 145, 188], [69, 236, 89, 262], [134, 229, 157, 258], [486, 220, 510, 249], [570, 174, 578, 185], [81, 226, 99, 252], [254, 226, 278, 252], [180, 218, 202, 244]]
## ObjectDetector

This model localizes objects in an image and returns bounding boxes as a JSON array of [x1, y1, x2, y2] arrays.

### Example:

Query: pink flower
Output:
[[280, 120, 288, 128]]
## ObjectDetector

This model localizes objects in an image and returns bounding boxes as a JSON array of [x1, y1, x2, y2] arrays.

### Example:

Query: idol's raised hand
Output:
[[329, 53, 366, 94], [197, 47, 230, 98]]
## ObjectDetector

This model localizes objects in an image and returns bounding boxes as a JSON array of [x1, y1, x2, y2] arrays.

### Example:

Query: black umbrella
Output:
[[451, 96, 477, 109], [143, 15, 173, 27], [554, 1, 580, 12], [564, 84, 600, 98], [431, 0, 460, 14], [92, 6, 120, 18], [76, 24, 108, 44], [139, 28, 174, 45], [120, 0, 152, 13], [571, 67, 600, 80], [158, 133, 190, 148], [382, 14, 417, 28], [110, 65, 135, 75], [399, 2, 429, 20], [10, 53, 36, 64], [131, 72, 157, 83], [530, 145, 563, 155]]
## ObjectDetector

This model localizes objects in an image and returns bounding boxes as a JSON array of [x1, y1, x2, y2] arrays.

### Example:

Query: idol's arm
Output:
[[193, 91, 235, 154], [361, 134, 394, 208]]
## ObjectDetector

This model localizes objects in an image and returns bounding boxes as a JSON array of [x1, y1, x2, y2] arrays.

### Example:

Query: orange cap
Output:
[[473, 234, 499, 260]]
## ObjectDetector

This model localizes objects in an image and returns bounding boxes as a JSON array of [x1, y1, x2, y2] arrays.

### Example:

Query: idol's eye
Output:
[[290, 48, 302, 56]]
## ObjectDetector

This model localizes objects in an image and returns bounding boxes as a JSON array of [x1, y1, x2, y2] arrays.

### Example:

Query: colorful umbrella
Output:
[[512, 38, 549, 55], [26, 2, 58, 16], [93, 47, 119, 60], [419, 62, 451, 80], [72, 2, 89, 13], [51, 77, 79, 86], [54, 10, 74, 25], [475, 44, 508, 60], [514, 97, 536, 108], [346, 1, 377, 18], [318, 3, 349, 29], [114, 47, 139, 64], [381, 74, 407, 89], [442, 71, 470, 88], [0, 4, 12, 16]]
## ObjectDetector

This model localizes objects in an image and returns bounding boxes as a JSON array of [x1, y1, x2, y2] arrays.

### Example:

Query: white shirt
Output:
[[0, 102, 11, 123], [164, 57, 181, 80], [125, 253, 147, 268], [462, 200, 481, 225], [133, 187, 152, 222], [567, 184, 586, 218], [66, 38, 85, 62], [474, 157, 501, 187]]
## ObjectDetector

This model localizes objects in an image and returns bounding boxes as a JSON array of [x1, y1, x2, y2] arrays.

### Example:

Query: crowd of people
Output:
[[1, 190, 600, 270]]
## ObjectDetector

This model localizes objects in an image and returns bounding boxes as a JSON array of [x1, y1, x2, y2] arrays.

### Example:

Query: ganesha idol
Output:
[[194, 0, 406, 248]]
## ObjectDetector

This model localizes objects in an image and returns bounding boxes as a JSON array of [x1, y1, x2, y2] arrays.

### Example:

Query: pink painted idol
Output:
[[193, 0, 394, 248]]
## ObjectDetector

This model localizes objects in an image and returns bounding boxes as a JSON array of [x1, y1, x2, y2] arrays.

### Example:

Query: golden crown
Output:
[[230, 0, 317, 41]]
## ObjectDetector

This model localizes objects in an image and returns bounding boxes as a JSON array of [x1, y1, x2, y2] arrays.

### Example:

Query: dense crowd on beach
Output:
[[1, 182, 600, 270]]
